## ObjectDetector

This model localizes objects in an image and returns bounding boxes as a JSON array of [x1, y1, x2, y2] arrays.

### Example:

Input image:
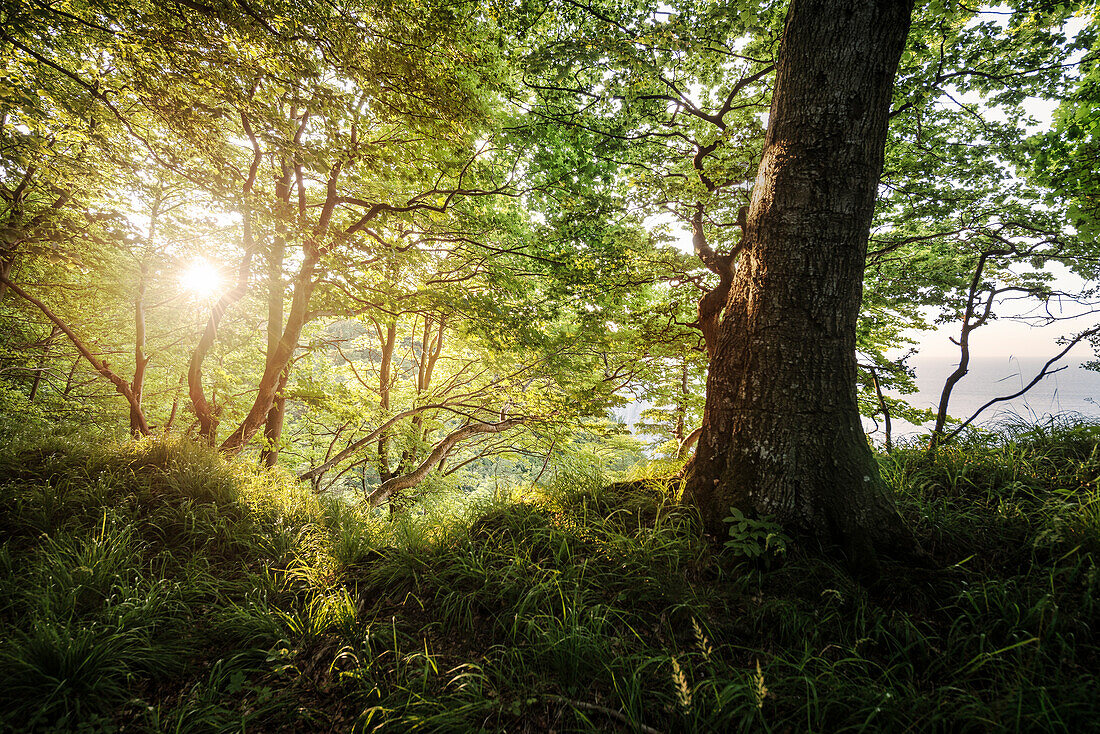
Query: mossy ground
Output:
[[0, 421, 1097, 732]]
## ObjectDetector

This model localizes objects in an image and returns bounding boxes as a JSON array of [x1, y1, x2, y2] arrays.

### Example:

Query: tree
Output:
[[866, 2, 1100, 448], [679, 0, 917, 574]]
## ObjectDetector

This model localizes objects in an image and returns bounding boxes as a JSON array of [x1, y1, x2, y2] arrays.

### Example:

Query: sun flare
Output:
[[180, 259, 223, 298]]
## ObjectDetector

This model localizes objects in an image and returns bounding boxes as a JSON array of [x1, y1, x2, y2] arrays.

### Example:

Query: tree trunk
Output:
[[258, 160, 295, 467], [376, 320, 397, 481], [1, 274, 150, 435], [219, 249, 319, 455], [928, 249, 1006, 452], [0, 253, 14, 301], [131, 264, 150, 437], [28, 325, 60, 402], [682, 0, 916, 575], [219, 155, 341, 457], [259, 229, 287, 467], [259, 368, 289, 467], [870, 368, 893, 454], [189, 112, 262, 445], [188, 259, 251, 445]]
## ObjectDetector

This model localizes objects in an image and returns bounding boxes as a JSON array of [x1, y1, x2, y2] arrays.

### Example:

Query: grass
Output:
[[0, 420, 1096, 732]]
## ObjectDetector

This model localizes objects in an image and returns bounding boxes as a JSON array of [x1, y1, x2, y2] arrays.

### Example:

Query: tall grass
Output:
[[0, 421, 1096, 731]]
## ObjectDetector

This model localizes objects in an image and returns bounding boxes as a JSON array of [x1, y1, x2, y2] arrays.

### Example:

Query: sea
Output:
[[617, 354, 1100, 446], [880, 354, 1100, 440]]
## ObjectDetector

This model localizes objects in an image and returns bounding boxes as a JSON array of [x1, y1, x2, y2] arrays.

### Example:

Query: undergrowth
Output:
[[0, 420, 1097, 732]]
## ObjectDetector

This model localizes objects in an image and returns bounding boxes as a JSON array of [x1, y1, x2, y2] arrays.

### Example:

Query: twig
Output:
[[543, 694, 664, 734]]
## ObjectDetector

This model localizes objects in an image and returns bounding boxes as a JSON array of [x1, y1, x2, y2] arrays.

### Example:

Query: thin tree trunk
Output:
[[940, 325, 1100, 445], [164, 373, 186, 433], [682, 0, 917, 577], [674, 359, 689, 445], [259, 161, 293, 467], [188, 252, 253, 444], [260, 368, 289, 467], [0, 253, 14, 301], [928, 249, 1006, 451], [870, 368, 893, 454], [677, 426, 702, 460], [1, 274, 150, 435], [219, 156, 343, 457], [131, 263, 150, 436], [188, 111, 262, 445], [131, 193, 161, 436], [219, 249, 320, 455], [376, 320, 397, 481], [398, 315, 447, 475], [28, 324, 60, 402], [62, 357, 79, 396]]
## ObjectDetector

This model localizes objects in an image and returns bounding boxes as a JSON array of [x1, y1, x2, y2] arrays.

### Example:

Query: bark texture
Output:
[[682, 0, 916, 571]]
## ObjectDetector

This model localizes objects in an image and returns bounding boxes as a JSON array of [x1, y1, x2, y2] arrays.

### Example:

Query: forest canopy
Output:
[[1, 0, 1098, 510]]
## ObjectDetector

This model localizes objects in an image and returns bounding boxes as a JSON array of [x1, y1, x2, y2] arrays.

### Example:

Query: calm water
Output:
[[882, 355, 1100, 438]]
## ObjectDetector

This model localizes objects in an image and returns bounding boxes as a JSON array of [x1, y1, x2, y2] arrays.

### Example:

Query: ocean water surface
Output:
[[880, 354, 1100, 440]]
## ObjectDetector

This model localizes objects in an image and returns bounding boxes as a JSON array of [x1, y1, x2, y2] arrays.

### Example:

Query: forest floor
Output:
[[0, 421, 1097, 733]]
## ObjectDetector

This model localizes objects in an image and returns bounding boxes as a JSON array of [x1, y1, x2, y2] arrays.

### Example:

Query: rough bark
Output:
[[692, 206, 739, 358], [682, 0, 916, 575]]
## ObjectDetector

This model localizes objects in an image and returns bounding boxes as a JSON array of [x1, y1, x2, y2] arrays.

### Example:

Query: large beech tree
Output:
[[681, 0, 917, 572]]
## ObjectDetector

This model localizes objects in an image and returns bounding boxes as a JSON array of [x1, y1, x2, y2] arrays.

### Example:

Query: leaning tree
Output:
[[678, 0, 919, 575]]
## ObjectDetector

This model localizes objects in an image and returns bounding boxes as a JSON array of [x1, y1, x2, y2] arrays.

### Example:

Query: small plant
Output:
[[670, 656, 692, 712], [752, 659, 768, 709], [723, 508, 788, 559]]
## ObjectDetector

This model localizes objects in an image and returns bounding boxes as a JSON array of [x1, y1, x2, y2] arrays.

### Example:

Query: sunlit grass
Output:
[[0, 422, 1097, 731]]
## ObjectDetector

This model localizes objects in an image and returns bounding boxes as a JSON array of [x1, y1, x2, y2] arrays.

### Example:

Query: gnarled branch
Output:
[[366, 418, 526, 506]]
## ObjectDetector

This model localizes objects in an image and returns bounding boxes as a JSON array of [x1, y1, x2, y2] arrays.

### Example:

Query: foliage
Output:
[[722, 508, 788, 560], [2, 0, 1097, 466], [1034, 8, 1100, 242]]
